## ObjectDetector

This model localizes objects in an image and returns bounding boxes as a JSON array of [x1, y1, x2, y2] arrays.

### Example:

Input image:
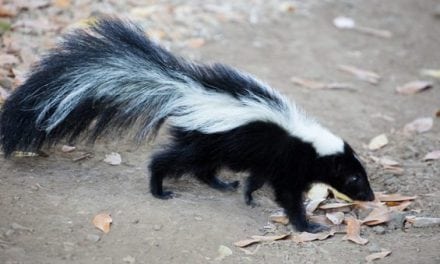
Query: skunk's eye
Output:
[[346, 175, 358, 184]]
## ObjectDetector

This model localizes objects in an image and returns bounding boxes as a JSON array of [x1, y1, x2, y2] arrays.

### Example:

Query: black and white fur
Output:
[[0, 18, 374, 233]]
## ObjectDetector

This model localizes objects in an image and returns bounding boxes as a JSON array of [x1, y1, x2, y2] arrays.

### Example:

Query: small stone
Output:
[[372, 226, 386, 235], [412, 217, 440, 228], [387, 212, 406, 230], [368, 242, 382, 253], [194, 216, 203, 221], [153, 224, 162, 231], [123, 255, 136, 264], [86, 234, 101, 242]]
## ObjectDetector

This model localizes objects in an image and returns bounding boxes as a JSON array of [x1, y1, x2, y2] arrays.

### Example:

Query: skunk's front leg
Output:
[[275, 187, 328, 233], [149, 150, 177, 199], [244, 174, 266, 207]]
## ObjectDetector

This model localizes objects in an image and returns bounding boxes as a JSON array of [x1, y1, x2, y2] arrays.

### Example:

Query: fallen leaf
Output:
[[187, 38, 205, 49], [354, 26, 392, 38], [365, 249, 391, 262], [376, 193, 417, 202], [309, 215, 333, 226], [0, 6, 17, 17], [269, 211, 289, 225], [403, 117, 433, 134], [396, 81, 433, 95], [307, 183, 329, 200], [104, 152, 122, 165], [423, 150, 440, 161], [54, 0, 71, 8], [93, 213, 112, 233], [216, 245, 233, 260], [338, 65, 380, 84], [292, 230, 335, 243], [239, 244, 260, 255], [326, 212, 345, 225], [361, 205, 392, 226], [234, 234, 290, 248], [389, 200, 412, 211], [279, 2, 296, 13], [319, 202, 353, 210], [377, 156, 399, 166], [306, 198, 326, 214], [328, 187, 353, 202], [420, 69, 440, 79], [291, 77, 355, 91], [61, 145, 76, 153], [343, 217, 368, 245], [368, 134, 388, 150]]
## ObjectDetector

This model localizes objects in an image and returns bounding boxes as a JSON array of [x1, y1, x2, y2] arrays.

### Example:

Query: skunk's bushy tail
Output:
[[0, 18, 295, 157]]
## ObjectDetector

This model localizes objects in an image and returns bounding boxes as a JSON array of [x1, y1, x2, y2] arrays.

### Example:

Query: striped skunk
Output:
[[0, 18, 374, 233]]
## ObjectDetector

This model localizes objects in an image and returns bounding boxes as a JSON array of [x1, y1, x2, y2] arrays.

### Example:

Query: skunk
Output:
[[0, 18, 374, 233]]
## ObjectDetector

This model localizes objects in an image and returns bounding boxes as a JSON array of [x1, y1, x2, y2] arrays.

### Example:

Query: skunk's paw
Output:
[[244, 194, 259, 208], [152, 191, 175, 200], [296, 222, 329, 233]]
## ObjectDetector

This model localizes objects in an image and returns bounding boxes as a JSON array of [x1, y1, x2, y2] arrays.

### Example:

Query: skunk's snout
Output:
[[355, 190, 375, 201]]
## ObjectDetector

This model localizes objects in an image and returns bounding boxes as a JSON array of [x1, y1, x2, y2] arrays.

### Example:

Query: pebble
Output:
[[86, 234, 101, 242], [372, 226, 386, 235], [123, 255, 136, 264], [387, 212, 406, 230], [412, 217, 440, 228], [153, 224, 162, 231]]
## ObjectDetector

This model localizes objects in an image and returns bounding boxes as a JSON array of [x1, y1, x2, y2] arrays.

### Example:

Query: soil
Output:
[[1, 0, 439, 263]]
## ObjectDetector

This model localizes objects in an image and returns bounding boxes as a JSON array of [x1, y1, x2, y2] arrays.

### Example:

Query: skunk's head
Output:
[[315, 143, 375, 201]]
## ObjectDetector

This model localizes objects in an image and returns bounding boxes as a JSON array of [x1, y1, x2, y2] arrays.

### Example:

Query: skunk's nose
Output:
[[366, 191, 375, 201]]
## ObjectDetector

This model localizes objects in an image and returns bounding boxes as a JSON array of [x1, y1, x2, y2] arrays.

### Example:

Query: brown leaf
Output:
[[361, 205, 392, 226], [368, 134, 388, 150], [54, 0, 71, 8], [423, 150, 440, 161], [403, 117, 433, 134], [342, 217, 368, 245], [61, 145, 76, 153], [365, 250, 391, 262], [338, 65, 380, 84], [269, 211, 289, 225], [389, 200, 412, 211], [291, 77, 355, 91], [320, 202, 353, 210], [376, 193, 417, 202], [93, 213, 112, 233], [326, 212, 345, 225], [292, 230, 335, 243], [0, 6, 17, 17], [234, 234, 290, 248], [396, 81, 433, 95]]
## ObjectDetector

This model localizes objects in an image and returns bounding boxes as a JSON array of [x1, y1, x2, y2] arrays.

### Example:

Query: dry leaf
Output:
[[104, 152, 122, 165], [365, 249, 391, 262], [307, 183, 329, 200], [291, 77, 355, 91], [309, 215, 333, 226], [420, 69, 440, 79], [269, 211, 289, 225], [343, 217, 368, 245], [396, 81, 433, 95], [404, 117, 433, 134], [61, 145, 76, 153], [368, 134, 388, 150], [329, 187, 353, 202], [326, 212, 344, 225], [216, 245, 232, 260], [423, 150, 440, 161], [362, 205, 392, 226], [93, 213, 112, 233], [279, 2, 296, 13], [187, 38, 205, 48], [319, 203, 353, 210], [354, 26, 392, 38], [54, 0, 71, 8], [306, 198, 326, 214], [376, 193, 417, 202], [389, 200, 412, 211], [338, 65, 380, 84], [292, 230, 335, 243], [0, 6, 17, 17], [234, 234, 290, 248]]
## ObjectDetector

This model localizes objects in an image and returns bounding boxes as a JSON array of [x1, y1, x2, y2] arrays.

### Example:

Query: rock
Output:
[[153, 224, 162, 231], [372, 226, 386, 235], [86, 234, 101, 242], [387, 212, 406, 230], [123, 255, 136, 264], [412, 217, 440, 228], [368, 242, 382, 253], [216, 245, 233, 260]]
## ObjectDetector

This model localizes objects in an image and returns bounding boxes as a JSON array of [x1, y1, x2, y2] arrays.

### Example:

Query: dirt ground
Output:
[[1, 0, 439, 263]]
